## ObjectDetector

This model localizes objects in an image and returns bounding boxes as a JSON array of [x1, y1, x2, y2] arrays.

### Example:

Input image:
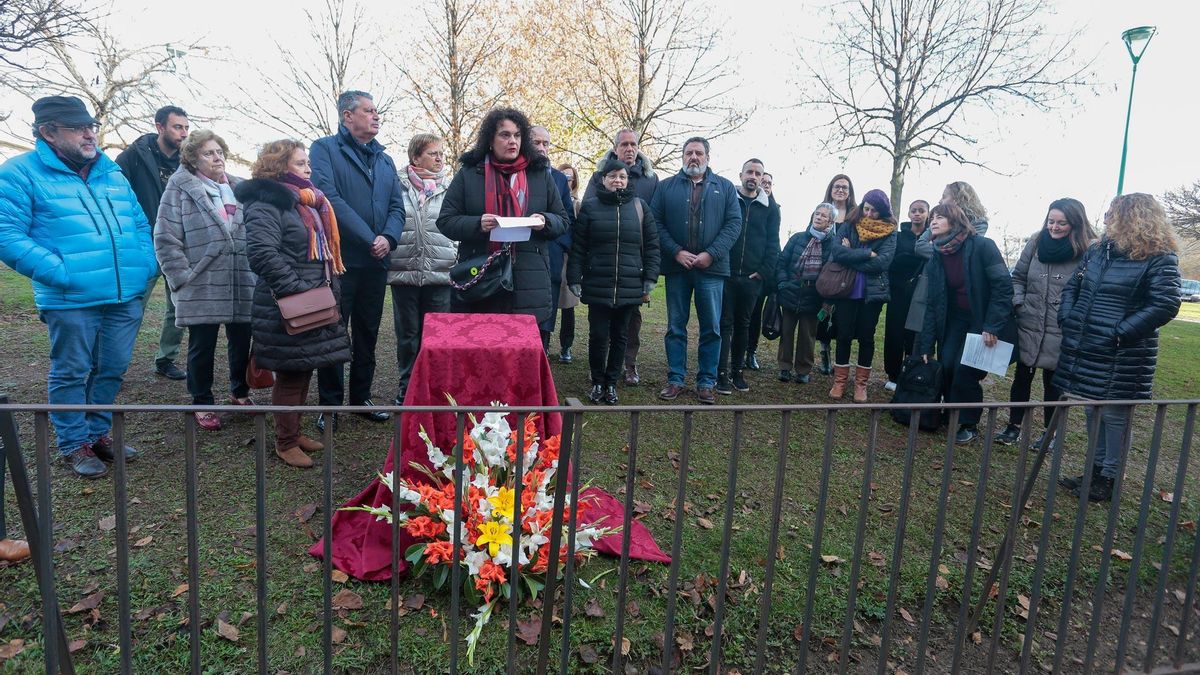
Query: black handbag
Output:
[[449, 247, 513, 304], [761, 293, 782, 340], [890, 356, 944, 432]]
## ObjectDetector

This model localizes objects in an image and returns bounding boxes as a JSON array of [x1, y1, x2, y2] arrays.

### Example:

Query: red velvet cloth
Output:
[[310, 313, 668, 581]]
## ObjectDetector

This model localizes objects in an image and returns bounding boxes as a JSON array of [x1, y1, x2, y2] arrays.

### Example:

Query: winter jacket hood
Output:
[[582, 150, 659, 204], [0, 139, 158, 310]]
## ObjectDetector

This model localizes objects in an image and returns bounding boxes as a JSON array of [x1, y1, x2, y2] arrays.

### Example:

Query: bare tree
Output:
[[389, 0, 510, 162], [1, 20, 202, 150], [800, 0, 1091, 209], [0, 0, 90, 67], [554, 0, 751, 166], [234, 0, 393, 144], [1163, 181, 1200, 242]]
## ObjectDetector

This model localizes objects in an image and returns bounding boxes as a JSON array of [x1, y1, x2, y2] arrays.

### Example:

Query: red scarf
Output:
[[484, 154, 529, 218]]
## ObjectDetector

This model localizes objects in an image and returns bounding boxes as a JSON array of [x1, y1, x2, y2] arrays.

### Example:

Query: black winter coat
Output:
[[567, 187, 660, 307], [889, 227, 925, 301], [115, 133, 174, 226], [916, 235, 1015, 358], [236, 178, 351, 373], [436, 158, 568, 323], [1052, 240, 1181, 400], [729, 190, 781, 281], [775, 230, 832, 315], [828, 221, 897, 303]]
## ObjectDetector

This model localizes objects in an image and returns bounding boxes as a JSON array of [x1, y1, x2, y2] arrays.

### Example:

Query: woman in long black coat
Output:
[[567, 158, 660, 404], [436, 108, 567, 322], [1054, 193, 1181, 502], [916, 202, 1014, 446], [239, 139, 351, 468]]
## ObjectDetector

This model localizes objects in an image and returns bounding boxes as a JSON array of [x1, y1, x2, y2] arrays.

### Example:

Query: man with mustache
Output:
[[651, 137, 742, 404], [0, 96, 158, 478]]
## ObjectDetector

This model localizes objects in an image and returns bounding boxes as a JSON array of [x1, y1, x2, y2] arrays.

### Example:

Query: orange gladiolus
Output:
[[423, 540, 457, 564], [405, 515, 447, 539]]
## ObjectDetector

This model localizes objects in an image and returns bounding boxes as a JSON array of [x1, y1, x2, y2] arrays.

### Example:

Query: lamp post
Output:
[[1116, 25, 1156, 196]]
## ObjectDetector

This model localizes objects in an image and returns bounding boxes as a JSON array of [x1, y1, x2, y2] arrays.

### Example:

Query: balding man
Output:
[[530, 125, 577, 354]]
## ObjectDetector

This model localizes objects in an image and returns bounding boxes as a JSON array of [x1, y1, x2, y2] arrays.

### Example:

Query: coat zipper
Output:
[[737, 198, 750, 275], [613, 204, 621, 306], [77, 182, 125, 299]]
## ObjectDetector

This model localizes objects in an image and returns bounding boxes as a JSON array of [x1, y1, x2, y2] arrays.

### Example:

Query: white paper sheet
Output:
[[489, 216, 536, 242], [960, 333, 1014, 377]]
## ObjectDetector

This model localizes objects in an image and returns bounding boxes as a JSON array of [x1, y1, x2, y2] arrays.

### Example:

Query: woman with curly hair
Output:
[[940, 181, 989, 235], [1054, 193, 1181, 502]]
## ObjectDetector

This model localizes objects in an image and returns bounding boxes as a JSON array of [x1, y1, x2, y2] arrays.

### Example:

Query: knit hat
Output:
[[32, 96, 97, 128], [861, 189, 892, 220]]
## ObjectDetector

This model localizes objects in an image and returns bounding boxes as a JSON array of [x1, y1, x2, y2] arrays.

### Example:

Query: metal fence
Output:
[[1, 396, 1198, 674]]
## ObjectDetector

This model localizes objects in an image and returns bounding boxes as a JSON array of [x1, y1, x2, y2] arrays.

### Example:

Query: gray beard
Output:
[[684, 164, 706, 178]]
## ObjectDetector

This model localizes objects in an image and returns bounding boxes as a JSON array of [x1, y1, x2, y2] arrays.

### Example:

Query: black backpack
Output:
[[890, 357, 944, 432]]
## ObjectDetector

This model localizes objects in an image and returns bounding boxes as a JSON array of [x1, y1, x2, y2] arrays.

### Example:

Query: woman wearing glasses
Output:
[[154, 130, 256, 431], [386, 133, 456, 404]]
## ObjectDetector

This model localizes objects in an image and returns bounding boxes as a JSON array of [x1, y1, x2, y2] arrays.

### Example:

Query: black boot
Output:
[[1058, 473, 1087, 491], [715, 372, 733, 395], [732, 370, 750, 392], [1086, 475, 1115, 502], [819, 343, 832, 375]]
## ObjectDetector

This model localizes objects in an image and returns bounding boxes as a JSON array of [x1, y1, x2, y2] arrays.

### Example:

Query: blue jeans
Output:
[[41, 300, 144, 456], [664, 271, 724, 388], [1084, 404, 1132, 480]]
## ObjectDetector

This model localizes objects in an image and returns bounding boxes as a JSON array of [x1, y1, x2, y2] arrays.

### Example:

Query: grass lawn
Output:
[[0, 264, 1197, 673]]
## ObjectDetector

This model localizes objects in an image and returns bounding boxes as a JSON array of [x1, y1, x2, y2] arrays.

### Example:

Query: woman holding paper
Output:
[[436, 107, 568, 322], [994, 198, 1096, 447], [916, 203, 1014, 444], [1054, 193, 1180, 502]]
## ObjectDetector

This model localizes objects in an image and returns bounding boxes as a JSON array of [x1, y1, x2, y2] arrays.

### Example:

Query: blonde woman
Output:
[[1054, 193, 1181, 502], [940, 181, 989, 235]]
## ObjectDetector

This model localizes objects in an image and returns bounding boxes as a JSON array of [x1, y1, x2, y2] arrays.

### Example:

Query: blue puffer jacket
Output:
[[0, 140, 157, 310]]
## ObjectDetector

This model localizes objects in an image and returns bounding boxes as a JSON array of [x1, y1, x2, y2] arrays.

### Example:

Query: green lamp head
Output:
[[1121, 26, 1156, 65]]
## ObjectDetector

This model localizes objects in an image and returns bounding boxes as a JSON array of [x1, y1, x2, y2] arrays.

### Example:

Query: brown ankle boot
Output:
[[829, 364, 851, 399], [853, 366, 871, 403], [276, 446, 313, 468], [296, 435, 324, 452]]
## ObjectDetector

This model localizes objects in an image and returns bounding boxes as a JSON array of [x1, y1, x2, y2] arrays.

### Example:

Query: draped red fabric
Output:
[[310, 312, 669, 580]]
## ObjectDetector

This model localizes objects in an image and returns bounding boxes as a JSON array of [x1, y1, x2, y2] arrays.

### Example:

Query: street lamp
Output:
[[1116, 25, 1156, 196]]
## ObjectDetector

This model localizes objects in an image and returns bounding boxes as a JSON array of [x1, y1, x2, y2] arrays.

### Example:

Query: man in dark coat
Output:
[[583, 129, 659, 385], [717, 159, 780, 394], [530, 125, 577, 354], [116, 105, 190, 381], [652, 136, 742, 404], [310, 91, 405, 432], [744, 171, 777, 371]]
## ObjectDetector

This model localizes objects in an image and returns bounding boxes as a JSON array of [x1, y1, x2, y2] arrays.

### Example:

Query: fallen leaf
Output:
[[238, 612, 254, 627], [0, 639, 26, 660], [515, 616, 541, 645], [215, 618, 239, 642], [936, 576, 949, 590], [970, 631, 982, 645], [620, 637, 631, 656], [899, 608, 915, 624], [294, 645, 306, 658], [697, 517, 714, 530], [53, 539, 79, 553], [67, 639, 86, 653], [579, 644, 599, 664], [294, 503, 318, 523], [793, 626, 805, 642], [584, 598, 605, 618], [867, 551, 886, 567], [98, 516, 116, 532], [276, 602, 288, 615], [133, 536, 153, 548], [1160, 490, 1175, 503], [302, 562, 320, 574], [332, 590, 363, 610], [331, 626, 347, 644], [331, 570, 349, 584], [820, 554, 843, 565], [67, 591, 104, 614], [403, 594, 425, 611], [1179, 520, 1196, 533], [1112, 549, 1133, 561], [170, 583, 189, 598], [626, 601, 641, 618]]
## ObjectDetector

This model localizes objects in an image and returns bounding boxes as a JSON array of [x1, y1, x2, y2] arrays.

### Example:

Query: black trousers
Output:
[[746, 286, 769, 355], [186, 322, 252, 405], [1008, 364, 1060, 427], [719, 276, 763, 373], [833, 300, 884, 367], [390, 284, 451, 397], [540, 306, 576, 352], [883, 289, 916, 381], [587, 304, 637, 386], [318, 266, 387, 406], [937, 310, 988, 427]]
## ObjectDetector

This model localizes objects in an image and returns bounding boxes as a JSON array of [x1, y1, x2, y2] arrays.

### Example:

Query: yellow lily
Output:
[[488, 486, 516, 522], [476, 521, 512, 557]]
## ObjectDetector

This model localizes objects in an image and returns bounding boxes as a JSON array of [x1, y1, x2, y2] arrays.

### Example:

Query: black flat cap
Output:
[[32, 96, 97, 127]]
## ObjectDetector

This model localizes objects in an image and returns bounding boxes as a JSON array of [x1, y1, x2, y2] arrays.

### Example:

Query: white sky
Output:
[[3, 0, 1195, 246]]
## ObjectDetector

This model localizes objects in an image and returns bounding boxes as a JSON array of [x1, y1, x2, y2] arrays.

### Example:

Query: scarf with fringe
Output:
[[278, 172, 345, 274]]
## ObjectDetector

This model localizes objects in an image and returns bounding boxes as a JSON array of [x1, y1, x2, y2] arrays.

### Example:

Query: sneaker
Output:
[[732, 371, 750, 392], [696, 388, 716, 404], [602, 385, 618, 405], [559, 348, 573, 364], [715, 374, 733, 395], [884, 380, 898, 392], [195, 411, 222, 431], [315, 412, 339, 433], [745, 352, 761, 371], [64, 444, 108, 479], [658, 383, 685, 401], [794, 373, 811, 384], [352, 399, 391, 422], [1085, 475, 1115, 502], [155, 358, 186, 381], [623, 365, 641, 386], [778, 369, 792, 382], [588, 384, 604, 403], [92, 435, 139, 463], [954, 426, 979, 444], [995, 424, 1021, 446]]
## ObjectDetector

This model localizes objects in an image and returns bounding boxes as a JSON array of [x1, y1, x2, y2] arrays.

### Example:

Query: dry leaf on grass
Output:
[[820, 554, 844, 565], [170, 583, 189, 598], [331, 626, 348, 644], [579, 644, 599, 664], [133, 536, 153, 548], [331, 570, 349, 584], [584, 598, 605, 618], [0, 639, 26, 660], [98, 516, 116, 532], [67, 592, 104, 614], [696, 517, 714, 530], [898, 608, 915, 624], [515, 617, 541, 645], [332, 590, 363, 610], [215, 618, 239, 642], [294, 503, 318, 523]]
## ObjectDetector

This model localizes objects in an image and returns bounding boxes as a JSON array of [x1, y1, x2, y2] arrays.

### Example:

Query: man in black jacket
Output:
[[310, 91, 405, 432], [116, 105, 190, 381], [717, 159, 780, 394], [583, 129, 659, 385]]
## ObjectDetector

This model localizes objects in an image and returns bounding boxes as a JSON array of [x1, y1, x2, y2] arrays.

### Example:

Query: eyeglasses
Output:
[[54, 123, 99, 134], [832, 184, 850, 192]]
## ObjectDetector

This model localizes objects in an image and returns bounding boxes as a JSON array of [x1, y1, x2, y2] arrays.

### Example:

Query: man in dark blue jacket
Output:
[[651, 137, 742, 404], [530, 125, 576, 356], [310, 91, 405, 432]]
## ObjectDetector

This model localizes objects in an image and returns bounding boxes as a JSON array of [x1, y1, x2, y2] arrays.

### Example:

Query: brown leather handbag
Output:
[[815, 261, 859, 299], [275, 262, 340, 335]]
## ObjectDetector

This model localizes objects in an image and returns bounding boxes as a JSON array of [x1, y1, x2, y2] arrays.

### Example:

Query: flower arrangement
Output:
[[342, 401, 616, 663]]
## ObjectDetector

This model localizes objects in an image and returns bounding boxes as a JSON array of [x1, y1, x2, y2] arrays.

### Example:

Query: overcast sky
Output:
[[3, 0, 1194, 246]]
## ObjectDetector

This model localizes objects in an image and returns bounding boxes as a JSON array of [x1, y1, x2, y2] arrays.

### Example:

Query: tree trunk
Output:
[[890, 149, 906, 221]]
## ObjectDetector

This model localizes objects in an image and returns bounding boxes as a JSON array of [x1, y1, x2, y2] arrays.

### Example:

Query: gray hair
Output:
[[612, 128, 637, 146], [682, 136, 710, 154], [337, 91, 373, 116], [813, 202, 838, 224]]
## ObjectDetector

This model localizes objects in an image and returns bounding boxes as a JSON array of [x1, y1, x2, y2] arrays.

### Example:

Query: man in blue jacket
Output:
[[310, 91, 405, 432], [530, 125, 576, 357], [0, 96, 158, 478], [651, 137, 742, 404]]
